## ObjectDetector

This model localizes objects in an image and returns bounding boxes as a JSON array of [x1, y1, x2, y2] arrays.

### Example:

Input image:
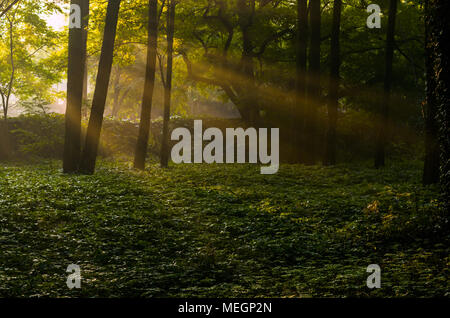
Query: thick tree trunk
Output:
[[134, 0, 158, 170], [160, 0, 175, 168], [375, 0, 398, 169], [423, 0, 440, 185], [432, 0, 450, 205], [79, 0, 121, 174], [324, 0, 342, 166], [305, 0, 321, 165], [63, 0, 89, 173]]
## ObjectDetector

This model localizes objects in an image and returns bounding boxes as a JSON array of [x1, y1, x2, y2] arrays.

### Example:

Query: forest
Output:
[[0, 0, 449, 298]]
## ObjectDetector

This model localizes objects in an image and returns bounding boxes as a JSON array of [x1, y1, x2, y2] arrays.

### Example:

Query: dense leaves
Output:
[[0, 160, 447, 297]]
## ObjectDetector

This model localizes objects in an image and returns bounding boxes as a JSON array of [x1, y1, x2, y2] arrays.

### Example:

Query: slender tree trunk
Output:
[[63, 0, 89, 173], [0, 16, 14, 160], [324, 0, 342, 166], [79, 0, 121, 174], [82, 10, 90, 108], [305, 0, 321, 164], [432, 0, 450, 205], [134, 0, 158, 170], [111, 67, 121, 117], [294, 0, 308, 162], [423, 0, 440, 185], [0, 110, 9, 160], [160, 0, 175, 168], [375, 0, 398, 169], [82, 59, 89, 109]]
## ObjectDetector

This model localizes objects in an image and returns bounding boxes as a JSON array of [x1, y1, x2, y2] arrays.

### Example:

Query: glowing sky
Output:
[[44, 9, 67, 31]]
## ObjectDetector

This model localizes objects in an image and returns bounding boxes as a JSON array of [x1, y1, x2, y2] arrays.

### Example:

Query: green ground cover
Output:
[[0, 160, 448, 297]]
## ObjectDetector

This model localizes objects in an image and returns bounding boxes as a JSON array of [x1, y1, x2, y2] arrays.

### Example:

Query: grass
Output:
[[0, 160, 448, 297]]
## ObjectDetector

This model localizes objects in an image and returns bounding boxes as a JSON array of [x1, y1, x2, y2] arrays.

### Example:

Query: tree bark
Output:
[[324, 0, 342, 166], [293, 0, 308, 162], [63, 0, 89, 173], [305, 0, 321, 164], [79, 0, 121, 174], [375, 0, 398, 169], [160, 0, 175, 168], [431, 0, 450, 205], [423, 0, 440, 185], [134, 0, 158, 170], [82, 8, 90, 110]]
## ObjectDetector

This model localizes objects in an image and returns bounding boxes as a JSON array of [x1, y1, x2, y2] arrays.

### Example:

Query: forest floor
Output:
[[0, 160, 448, 297]]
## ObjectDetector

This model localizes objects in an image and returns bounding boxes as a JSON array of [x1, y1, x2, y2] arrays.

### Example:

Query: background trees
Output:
[[1, 0, 444, 187], [0, 0, 64, 160]]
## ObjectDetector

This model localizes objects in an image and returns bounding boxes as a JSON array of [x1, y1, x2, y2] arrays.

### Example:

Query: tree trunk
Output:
[[83, 59, 89, 110], [293, 0, 308, 162], [423, 0, 440, 185], [375, 0, 398, 169], [79, 0, 121, 174], [432, 0, 450, 205], [305, 0, 321, 165], [134, 0, 158, 171], [111, 67, 121, 117], [82, 10, 90, 110], [235, 0, 259, 127], [160, 0, 175, 168], [0, 16, 14, 160], [63, 0, 89, 173], [324, 0, 342, 166], [0, 119, 9, 160]]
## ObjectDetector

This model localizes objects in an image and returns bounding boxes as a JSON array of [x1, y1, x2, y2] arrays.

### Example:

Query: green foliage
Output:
[[0, 0, 65, 116], [5, 114, 423, 163], [0, 160, 447, 297], [8, 114, 65, 159]]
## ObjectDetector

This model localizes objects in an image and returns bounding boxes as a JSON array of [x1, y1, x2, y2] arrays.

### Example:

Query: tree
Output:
[[375, 0, 398, 168], [293, 0, 308, 162], [0, 0, 63, 160], [0, 13, 13, 160], [324, 0, 342, 166], [179, 0, 293, 125], [134, 0, 159, 170], [430, 0, 450, 204], [80, 0, 121, 174], [305, 0, 321, 164], [0, 14, 14, 122], [160, 0, 175, 168], [423, 0, 440, 185], [63, 0, 89, 173]]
